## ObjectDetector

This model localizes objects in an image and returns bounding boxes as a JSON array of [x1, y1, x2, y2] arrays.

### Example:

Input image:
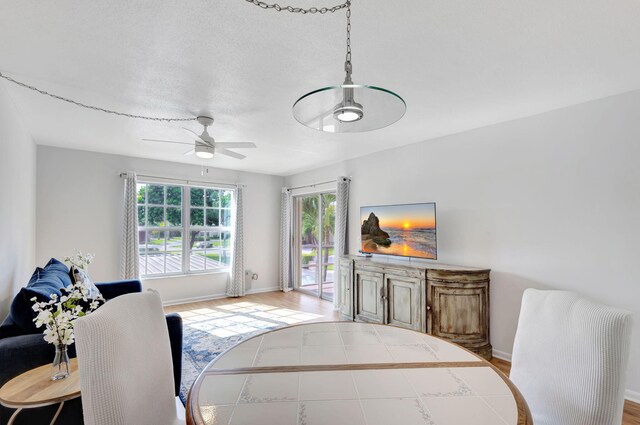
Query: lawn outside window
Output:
[[137, 181, 233, 277]]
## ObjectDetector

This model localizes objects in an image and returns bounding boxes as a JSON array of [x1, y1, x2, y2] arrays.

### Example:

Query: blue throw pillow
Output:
[[10, 258, 73, 334]]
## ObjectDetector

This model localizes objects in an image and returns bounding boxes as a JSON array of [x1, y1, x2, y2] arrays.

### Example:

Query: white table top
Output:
[[188, 322, 531, 425]]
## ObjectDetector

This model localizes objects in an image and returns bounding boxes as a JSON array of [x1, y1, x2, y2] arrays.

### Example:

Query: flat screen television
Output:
[[360, 202, 437, 260]]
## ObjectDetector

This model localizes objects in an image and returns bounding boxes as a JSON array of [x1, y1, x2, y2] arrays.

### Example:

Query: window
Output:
[[137, 182, 233, 276], [188, 187, 233, 272]]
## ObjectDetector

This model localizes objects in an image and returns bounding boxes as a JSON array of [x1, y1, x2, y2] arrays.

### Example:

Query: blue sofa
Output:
[[0, 278, 183, 425]]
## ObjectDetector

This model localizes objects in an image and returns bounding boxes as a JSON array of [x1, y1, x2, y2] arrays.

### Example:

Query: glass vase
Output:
[[51, 344, 70, 381]]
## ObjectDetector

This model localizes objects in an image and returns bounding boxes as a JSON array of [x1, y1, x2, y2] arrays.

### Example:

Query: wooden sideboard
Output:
[[338, 255, 492, 360]]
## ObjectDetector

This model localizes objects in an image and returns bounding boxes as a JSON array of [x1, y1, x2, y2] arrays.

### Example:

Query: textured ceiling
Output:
[[1, 0, 640, 176]]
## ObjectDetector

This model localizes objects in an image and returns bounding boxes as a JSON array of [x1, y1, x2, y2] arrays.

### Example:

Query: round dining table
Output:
[[187, 322, 532, 425]]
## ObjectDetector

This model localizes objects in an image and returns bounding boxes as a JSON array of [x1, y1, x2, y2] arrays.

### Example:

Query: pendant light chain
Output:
[[0, 71, 196, 122], [243, 0, 349, 14], [344, 1, 353, 81]]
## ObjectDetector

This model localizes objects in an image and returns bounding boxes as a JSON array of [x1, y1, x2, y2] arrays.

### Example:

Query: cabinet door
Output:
[[429, 284, 489, 346], [338, 261, 353, 320], [386, 274, 424, 331], [355, 270, 385, 324]]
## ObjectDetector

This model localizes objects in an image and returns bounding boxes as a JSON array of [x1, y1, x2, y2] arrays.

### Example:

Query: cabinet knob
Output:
[[426, 305, 431, 311]]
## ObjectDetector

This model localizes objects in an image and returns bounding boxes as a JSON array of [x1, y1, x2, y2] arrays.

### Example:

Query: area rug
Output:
[[177, 301, 324, 403]]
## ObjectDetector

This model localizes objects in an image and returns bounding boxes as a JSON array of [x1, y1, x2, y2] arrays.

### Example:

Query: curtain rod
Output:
[[286, 176, 351, 192], [119, 172, 246, 188]]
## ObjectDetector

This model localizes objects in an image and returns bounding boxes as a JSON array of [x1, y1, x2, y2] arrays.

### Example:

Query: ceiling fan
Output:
[[142, 116, 256, 160]]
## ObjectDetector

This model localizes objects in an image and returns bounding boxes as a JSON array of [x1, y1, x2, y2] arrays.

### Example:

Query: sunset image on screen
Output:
[[360, 203, 436, 259]]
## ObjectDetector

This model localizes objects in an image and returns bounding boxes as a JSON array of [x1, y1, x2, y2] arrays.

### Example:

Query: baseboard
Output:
[[626, 389, 640, 404], [162, 286, 282, 306], [491, 349, 639, 404], [162, 293, 229, 306], [246, 286, 281, 295], [491, 349, 512, 362]]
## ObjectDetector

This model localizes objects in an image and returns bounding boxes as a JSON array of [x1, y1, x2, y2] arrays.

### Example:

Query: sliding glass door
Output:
[[294, 192, 336, 301]]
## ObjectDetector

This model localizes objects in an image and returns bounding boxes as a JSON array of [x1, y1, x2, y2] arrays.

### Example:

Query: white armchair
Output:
[[510, 289, 632, 425]]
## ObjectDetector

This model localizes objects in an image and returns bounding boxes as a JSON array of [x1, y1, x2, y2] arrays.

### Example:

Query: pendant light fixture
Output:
[[292, 1, 406, 133]]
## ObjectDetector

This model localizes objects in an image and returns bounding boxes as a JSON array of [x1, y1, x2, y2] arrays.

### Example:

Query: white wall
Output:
[[0, 82, 37, 320], [286, 90, 640, 400], [36, 146, 283, 303]]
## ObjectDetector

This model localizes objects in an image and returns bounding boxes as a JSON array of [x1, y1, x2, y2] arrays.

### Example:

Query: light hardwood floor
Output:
[[165, 291, 640, 425], [164, 290, 341, 320]]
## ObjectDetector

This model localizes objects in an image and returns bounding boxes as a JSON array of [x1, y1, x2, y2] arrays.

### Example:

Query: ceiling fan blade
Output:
[[183, 148, 195, 156], [215, 142, 257, 149], [182, 127, 207, 144], [142, 138, 192, 146], [217, 148, 246, 160]]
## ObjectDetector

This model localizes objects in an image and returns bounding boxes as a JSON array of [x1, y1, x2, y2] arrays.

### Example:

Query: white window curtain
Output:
[[279, 188, 293, 292], [121, 172, 140, 279], [227, 186, 245, 297], [334, 176, 350, 309]]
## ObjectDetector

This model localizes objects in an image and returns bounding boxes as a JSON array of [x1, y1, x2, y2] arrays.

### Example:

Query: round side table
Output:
[[0, 358, 80, 425]]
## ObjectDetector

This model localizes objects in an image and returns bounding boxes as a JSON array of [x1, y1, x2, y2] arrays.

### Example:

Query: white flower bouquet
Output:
[[63, 250, 95, 271], [31, 280, 104, 346]]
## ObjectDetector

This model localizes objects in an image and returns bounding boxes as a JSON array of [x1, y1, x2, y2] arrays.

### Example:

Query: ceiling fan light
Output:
[[195, 144, 215, 159], [196, 151, 214, 159]]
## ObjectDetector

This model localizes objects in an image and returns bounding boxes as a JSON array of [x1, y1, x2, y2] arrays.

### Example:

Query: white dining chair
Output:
[[74, 290, 185, 425], [510, 288, 632, 425]]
